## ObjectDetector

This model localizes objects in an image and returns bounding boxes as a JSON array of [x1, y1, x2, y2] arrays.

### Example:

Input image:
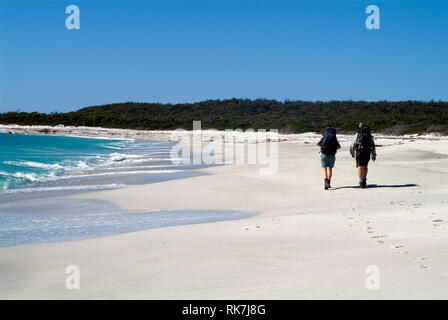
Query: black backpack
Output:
[[321, 127, 338, 155], [355, 125, 372, 152]]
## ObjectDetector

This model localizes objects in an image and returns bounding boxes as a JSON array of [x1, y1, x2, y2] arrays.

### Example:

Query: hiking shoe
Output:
[[328, 179, 331, 189], [360, 179, 367, 189], [324, 179, 329, 190]]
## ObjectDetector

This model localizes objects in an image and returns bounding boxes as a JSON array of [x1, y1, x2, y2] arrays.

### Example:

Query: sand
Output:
[[1, 131, 448, 299]]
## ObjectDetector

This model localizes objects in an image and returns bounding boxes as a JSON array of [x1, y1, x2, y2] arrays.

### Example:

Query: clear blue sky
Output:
[[0, 0, 447, 113]]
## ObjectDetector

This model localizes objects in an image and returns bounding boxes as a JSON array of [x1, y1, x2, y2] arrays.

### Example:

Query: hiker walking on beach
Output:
[[350, 123, 377, 189], [317, 127, 341, 190]]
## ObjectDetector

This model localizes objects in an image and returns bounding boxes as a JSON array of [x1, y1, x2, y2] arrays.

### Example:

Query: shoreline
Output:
[[2, 123, 448, 143]]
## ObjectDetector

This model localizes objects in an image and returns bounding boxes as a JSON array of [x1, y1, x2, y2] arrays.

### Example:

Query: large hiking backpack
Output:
[[355, 125, 372, 152], [321, 127, 338, 155]]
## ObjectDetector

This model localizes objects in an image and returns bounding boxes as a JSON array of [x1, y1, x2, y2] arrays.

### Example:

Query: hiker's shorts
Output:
[[356, 151, 371, 167], [321, 154, 336, 168]]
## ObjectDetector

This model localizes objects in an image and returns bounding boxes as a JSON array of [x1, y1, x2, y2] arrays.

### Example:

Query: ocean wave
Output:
[[4, 160, 65, 170], [0, 168, 184, 190], [0, 138, 180, 191], [0, 170, 41, 182], [0, 170, 49, 190], [74, 160, 91, 170], [45, 169, 185, 181], [92, 164, 188, 171], [96, 153, 154, 166]]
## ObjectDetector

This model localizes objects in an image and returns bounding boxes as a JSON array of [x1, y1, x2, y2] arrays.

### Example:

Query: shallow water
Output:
[[0, 197, 255, 248], [0, 134, 254, 247]]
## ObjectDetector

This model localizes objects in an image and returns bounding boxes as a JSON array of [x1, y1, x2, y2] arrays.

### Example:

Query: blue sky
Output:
[[0, 0, 447, 113]]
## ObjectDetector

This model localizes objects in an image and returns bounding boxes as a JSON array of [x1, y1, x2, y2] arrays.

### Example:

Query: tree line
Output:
[[1, 99, 448, 134]]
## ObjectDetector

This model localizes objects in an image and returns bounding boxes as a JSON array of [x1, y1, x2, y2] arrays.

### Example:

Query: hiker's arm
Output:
[[317, 138, 322, 146], [349, 134, 357, 157], [371, 136, 377, 160], [337, 142, 341, 150]]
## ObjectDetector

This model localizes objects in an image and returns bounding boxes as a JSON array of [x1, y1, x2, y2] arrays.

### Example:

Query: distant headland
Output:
[[1, 99, 448, 135]]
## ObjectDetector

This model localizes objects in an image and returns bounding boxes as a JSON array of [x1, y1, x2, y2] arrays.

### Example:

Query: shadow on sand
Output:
[[331, 184, 418, 190]]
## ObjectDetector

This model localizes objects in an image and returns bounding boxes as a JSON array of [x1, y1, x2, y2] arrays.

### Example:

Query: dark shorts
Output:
[[356, 151, 370, 167], [321, 154, 336, 168]]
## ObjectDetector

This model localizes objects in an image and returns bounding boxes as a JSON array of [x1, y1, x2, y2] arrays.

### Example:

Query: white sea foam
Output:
[[0, 136, 183, 193], [0, 184, 128, 194], [74, 161, 91, 170], [4, 160, 65, 170], [43, 169, 185, 181], [94, 164, 188, 171], [0, 170, 41, 182]]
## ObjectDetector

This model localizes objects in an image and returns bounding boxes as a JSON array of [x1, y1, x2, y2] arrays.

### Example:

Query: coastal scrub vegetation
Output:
[[1, 99, 448, 134]]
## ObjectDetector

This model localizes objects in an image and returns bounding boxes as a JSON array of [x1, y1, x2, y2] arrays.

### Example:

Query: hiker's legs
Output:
[[323, 167, 330, 190], [357, 166, 363, 180], [322, 167, 329, 179], [358, 166, 368, 180], [328, 167, 333, 180]]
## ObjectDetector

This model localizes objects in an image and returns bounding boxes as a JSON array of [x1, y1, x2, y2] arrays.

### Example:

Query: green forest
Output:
[[1, 99, 448, 134]]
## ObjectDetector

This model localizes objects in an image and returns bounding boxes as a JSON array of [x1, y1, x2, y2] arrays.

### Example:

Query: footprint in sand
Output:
[[390, 244, 404, 249], [431, 223, 442, 228], [419, 265, 430, 269], [364, 226, 374, 234], [433, 219, 443, 223], [371, 235, 388, 239], [415, 257, 432, 262], [395, 251, 409, 255], [376, 240, 385, 244]]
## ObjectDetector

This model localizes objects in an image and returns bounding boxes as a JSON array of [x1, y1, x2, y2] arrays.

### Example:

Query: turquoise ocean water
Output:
[[0, 133, 254, 247], [0, 133, 130, 191], [0, 133, 185, 192]]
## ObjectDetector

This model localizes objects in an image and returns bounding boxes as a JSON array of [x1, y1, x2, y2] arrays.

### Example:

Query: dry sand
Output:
[[1, 130, 448, 299]]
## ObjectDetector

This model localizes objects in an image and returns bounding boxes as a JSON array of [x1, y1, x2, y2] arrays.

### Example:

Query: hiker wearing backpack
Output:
[[350, 123, 377, 189], [317, 127, 341, 190]]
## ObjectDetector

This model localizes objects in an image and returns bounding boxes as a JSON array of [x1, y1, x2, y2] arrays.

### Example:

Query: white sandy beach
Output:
[[1, 126, 448, 299]]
